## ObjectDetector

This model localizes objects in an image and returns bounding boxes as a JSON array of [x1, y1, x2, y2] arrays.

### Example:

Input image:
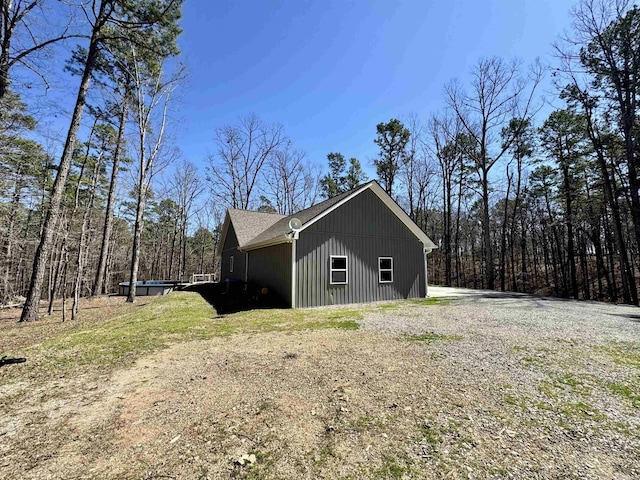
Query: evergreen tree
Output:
[[373, 119, 410, 197]]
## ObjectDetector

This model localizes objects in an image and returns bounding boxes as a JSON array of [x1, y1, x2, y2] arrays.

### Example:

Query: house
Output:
[[216, 180, 437, 308]]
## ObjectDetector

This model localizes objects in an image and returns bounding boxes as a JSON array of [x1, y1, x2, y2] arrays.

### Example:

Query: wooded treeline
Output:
[[376, 0, 640, 305], [0, 1, 326, 321], [316, 0, 640, 305], [2, 0, 639, 323]]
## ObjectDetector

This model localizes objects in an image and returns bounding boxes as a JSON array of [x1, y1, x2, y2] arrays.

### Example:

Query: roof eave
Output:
[[240, 234, 293, 252], [215, 212, 231, 257]]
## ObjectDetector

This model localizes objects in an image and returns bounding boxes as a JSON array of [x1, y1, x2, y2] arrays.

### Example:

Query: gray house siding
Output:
[[247, 243, 292, 306], [295, 189, 425, 307], [220, 223, 246, 282]]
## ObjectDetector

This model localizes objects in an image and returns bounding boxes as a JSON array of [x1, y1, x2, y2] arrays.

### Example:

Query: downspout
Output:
[[424, 246, 431, 297], [291, 239, 297, 308], [245, 252, 249, 285]]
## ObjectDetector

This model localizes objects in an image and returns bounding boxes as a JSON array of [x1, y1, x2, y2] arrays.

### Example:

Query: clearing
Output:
[[1, 288, 639, 479]]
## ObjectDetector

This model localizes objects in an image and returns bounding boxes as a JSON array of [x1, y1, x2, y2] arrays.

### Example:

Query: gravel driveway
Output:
[[358, 287, 640, 479], [364, 285, 640, 344]]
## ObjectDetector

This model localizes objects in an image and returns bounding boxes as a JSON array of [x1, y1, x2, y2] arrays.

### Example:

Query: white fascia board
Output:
[[240, 235, 293, 252], [215, 211, 231, 257]]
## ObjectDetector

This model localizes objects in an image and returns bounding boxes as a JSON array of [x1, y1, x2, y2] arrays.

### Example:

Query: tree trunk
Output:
[[454, 175, 463, 287], [168, 223, 177, 279], [72, 154, 102, 319], [579, 238, 590, 300], [500, 167, 512, 292], [94, 91, 128, 296], [47, 229, 65, 315], [2, 177, 24, 303], [61, 241, 69, 323], [593, 143, 636, 304], [180, 216, 187, 280], [127, 183, 147, 303], [481, 169, 494, 289], [561, 164, 579, 299], [443, 180, 452, 286], [512, 157, 524, 292]]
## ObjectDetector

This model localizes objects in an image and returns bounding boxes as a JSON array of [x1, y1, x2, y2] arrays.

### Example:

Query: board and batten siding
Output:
[[247, 243, 292, 306], [220, 223, 246, 282], [295, 188, 426, 308]]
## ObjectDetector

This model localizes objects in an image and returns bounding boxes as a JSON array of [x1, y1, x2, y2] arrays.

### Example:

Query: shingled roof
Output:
[[241, 183, 368, 249], [227, 209, 285, 247], [220, 180, 436, 253]]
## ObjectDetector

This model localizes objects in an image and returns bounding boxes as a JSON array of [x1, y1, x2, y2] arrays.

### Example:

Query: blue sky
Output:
[[176, 0, 574, 175]]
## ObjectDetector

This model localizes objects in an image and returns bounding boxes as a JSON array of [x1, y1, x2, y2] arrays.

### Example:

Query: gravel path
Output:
[[358, 287, 640, 479], [363, 286, 640, 343]]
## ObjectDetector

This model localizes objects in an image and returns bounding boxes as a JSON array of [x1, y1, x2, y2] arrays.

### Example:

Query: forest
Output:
[[2, 0, 640, 323]]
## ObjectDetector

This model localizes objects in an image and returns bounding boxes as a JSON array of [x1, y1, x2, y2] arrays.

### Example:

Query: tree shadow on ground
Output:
[[607, 313, 640, 323], [182, 281, 287, 315]]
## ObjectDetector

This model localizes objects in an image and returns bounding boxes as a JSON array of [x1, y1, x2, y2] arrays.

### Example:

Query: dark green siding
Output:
[[220, 223, 246, 282], [296, 189, 425, 307], [247, 243, 292, 306]]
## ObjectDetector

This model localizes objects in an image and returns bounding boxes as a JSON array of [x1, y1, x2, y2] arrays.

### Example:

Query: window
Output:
[[229, 255, 234, 273], [379, 257, 393, 283], [330, 255, 348, 285]]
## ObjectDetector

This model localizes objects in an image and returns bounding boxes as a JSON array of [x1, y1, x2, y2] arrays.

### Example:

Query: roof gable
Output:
[[240, 181, 437, 251], [240, 186, 357, 249], [216, 209, 285, 256]]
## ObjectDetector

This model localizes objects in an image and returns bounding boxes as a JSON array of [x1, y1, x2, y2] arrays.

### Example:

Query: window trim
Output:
[[229, 255, 234, 273], [329, 255, 348, 285], [378, 256, 393, 283]]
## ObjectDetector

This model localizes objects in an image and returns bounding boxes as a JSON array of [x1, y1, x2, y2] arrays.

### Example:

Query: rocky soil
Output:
[[1, 289, 639, 479]]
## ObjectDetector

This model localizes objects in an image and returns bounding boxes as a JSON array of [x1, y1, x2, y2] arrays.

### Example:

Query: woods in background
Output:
[[398, 0, 640, 304], [2, 0, 640, 323]]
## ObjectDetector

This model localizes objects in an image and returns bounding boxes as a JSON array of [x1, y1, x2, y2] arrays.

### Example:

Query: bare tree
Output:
[[401, 113, 430, 221], [93, 61, 134, 296], [552, 0, 639, 304], [207, 114, 285, 210], [127, 54, 183, 303], [445, 57, 543, 290], [261, 141, 318, 214], [0, 0, 82, 99], [428, 112, 464, 286], [560, 0, 640, 251], [168, 159, 204, 279]]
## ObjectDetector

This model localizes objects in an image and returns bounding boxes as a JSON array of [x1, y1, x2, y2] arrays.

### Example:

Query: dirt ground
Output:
[[1, 290, 639, 479]]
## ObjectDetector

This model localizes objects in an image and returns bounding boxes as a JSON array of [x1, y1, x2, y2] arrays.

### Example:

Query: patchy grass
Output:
[[407, 297, 445, 307], [558, 401, 606, 421], [4, 292, 366, 377], [3, 291, 640, 479], [373, 302, 403, 311], [404, 331, 462, 342], [596, 341, 640, 369], [416, 421, 442, 447], [218, 306, 361, 335], [604, 382, 640, 408], [3, 293, 447, 381], [370, 453, 416, 479], [40, 292, 215, 369], [513, 345, 554, 368], [539, 380, 559, 400]]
